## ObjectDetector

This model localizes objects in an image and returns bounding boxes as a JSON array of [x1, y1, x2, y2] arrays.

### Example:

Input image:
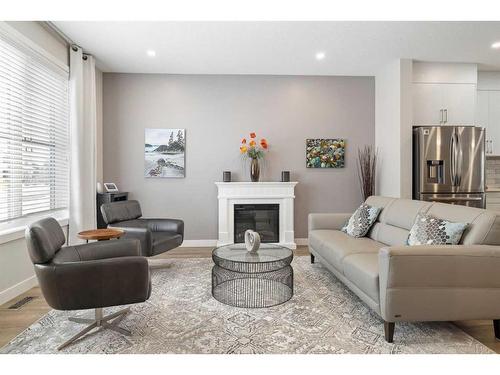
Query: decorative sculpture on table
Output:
[[239, 132, 268, 182], [244, 230, 261, 253]]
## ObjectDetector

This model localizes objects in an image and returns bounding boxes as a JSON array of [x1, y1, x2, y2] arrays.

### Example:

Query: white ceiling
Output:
[[54, 21, 500, 75]]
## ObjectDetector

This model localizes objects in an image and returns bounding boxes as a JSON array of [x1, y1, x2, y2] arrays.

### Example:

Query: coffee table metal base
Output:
[[212, 265, 293, 308]]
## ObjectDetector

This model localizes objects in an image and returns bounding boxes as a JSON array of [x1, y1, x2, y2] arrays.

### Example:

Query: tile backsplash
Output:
[[486, 156, 500, 187]]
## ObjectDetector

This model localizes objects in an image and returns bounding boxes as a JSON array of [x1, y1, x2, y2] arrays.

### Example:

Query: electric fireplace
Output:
[[234, 204, 279, 243]]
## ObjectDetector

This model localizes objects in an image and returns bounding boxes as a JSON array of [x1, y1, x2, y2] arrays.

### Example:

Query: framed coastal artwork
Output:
[[144, 128, 186, 178], [306, 138, 345, 168]]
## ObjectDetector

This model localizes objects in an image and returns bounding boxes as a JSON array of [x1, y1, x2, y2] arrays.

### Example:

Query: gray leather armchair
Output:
[[100, 200, 184, 257], [25, 217, 151, 350]]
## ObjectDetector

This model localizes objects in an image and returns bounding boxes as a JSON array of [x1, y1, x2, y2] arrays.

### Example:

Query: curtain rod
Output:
[[43, 21, 92, 57]]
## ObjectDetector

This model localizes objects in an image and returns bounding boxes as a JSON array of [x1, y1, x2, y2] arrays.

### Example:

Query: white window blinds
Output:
[[0, 31, 69, 222]]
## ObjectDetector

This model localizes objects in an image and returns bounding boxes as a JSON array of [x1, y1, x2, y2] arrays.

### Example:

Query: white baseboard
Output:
[[295, 238, 308, 246], [180, 238, 308, 247], [180, 240, 218, 247], [0, 275, 38, 306]]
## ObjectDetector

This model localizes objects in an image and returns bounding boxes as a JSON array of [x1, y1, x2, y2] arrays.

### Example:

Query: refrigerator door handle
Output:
[[456, 130, 463, 186], [450, 130, 458, 186], [428, 197, 483, 202]]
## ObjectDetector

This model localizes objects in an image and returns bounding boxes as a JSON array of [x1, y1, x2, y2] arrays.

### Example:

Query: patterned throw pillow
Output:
[[407, 213, 468, 246], [341, 203, 381, 238]]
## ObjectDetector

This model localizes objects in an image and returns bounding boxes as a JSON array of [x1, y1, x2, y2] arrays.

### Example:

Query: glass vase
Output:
[[250, 158, 260, 182]]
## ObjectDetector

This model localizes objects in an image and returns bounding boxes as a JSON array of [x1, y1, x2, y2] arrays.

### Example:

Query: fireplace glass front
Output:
[[234, 204, 279, 243]]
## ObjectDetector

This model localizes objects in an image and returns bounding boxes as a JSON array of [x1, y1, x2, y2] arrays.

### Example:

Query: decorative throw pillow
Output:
[[341, 203, 381, 238], [407, 213, 468, 246]]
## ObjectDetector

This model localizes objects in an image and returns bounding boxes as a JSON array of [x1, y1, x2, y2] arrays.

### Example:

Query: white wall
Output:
[[375, 59, 412, 198], [399, 60, 413, 199], [0, 22, 69, 305]]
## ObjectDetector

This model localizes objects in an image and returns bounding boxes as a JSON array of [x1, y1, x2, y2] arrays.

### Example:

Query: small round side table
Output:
[[77, 228, 124, 243]]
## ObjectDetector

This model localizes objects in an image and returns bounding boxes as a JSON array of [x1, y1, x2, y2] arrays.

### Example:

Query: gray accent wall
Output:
[[103, 74, 374, 239]]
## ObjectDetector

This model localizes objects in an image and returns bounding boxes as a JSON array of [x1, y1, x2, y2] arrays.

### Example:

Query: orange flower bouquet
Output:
[[240, 132, 268, 160], [240, 132, 268, 182]]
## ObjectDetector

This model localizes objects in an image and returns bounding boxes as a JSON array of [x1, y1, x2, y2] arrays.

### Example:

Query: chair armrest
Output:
[[66, 239, 141, 261], [308, 213, 351, 231], [379, 245, 500, 291], [35, 256, 150, 310], [144, 218, 184, 236], [110, 226, 152, 257]]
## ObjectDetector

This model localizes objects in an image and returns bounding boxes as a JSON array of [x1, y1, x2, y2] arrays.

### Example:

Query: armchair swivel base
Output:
[[59, 307, 131, 350]]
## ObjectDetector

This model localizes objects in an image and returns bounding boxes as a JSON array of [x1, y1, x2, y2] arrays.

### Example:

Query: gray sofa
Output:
[[308, 196, 500, 343]]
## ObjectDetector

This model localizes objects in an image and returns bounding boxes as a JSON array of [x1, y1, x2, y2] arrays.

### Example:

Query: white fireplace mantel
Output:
[[215, 182, 298, 249]]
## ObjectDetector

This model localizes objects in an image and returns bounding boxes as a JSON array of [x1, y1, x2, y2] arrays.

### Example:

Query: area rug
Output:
[[0, 257, 493, 354]]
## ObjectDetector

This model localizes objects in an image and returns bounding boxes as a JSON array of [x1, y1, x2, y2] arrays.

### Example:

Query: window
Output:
[[0, 31, 69, 223]]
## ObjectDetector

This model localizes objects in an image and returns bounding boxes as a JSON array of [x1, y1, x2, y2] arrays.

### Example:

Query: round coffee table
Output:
[[211, 243, 293, 308], [77, 228, 124, 243]]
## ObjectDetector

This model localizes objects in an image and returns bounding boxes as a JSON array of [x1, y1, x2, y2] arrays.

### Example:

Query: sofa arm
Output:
[[379, 245, 500, 288], [144, 218, 184, 236], [308, 213, 351, 232], [111, 226, 152, 257], [378, 245, 500, 321]]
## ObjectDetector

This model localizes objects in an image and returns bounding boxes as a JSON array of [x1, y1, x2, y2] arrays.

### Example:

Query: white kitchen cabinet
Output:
[[476, 90, 500, 155], [489, 91, 500, 155], [441, 84, 476, 125], [413, 83, 476, 126], [412, 83, 443, 125], [476, 90, 489, 128]]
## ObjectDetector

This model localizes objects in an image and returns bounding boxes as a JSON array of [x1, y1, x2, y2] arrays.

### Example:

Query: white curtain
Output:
[[68, 46, 97, 245]]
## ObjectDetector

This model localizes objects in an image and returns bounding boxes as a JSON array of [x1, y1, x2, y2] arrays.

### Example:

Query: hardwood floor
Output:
[[1, 245, 499, 353]]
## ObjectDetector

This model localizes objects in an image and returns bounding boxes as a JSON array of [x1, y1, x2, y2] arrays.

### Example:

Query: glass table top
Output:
[[212, 243, 293, 264]]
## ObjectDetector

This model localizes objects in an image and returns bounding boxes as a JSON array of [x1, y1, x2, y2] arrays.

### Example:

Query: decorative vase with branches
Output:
[[240, 132, 268, 182], [357, 145, 377, 200]]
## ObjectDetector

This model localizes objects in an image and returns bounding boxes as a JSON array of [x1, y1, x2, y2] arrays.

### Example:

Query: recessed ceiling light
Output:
[[146, 50, 156, 57], [315, 52, 326, 60], [492, 42, 500, 49]]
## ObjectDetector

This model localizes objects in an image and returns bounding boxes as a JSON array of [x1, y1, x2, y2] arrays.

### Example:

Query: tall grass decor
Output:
[[357, 146, 377, 200]]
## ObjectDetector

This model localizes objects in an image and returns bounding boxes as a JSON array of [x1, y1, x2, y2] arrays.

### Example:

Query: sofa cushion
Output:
[[425, 202, 500, 245], [101, 200, 142, 224], [407, 213, 468, 245], [343, 253, 380, 302], [368, 223, 411, 246], [309, 229, 385, 273], [341, 203, 381, 238], [366, 197, 432, 246]]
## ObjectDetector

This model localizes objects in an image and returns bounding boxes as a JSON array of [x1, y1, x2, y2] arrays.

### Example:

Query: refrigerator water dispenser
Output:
[[426, 160, 444, 184]]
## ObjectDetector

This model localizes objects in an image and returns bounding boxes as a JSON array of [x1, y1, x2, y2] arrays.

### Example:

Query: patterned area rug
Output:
[[1, 257, 493, 354]]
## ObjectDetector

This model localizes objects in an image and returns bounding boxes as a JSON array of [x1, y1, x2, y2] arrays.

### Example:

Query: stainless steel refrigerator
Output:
[[413, 126, 485, 208]]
